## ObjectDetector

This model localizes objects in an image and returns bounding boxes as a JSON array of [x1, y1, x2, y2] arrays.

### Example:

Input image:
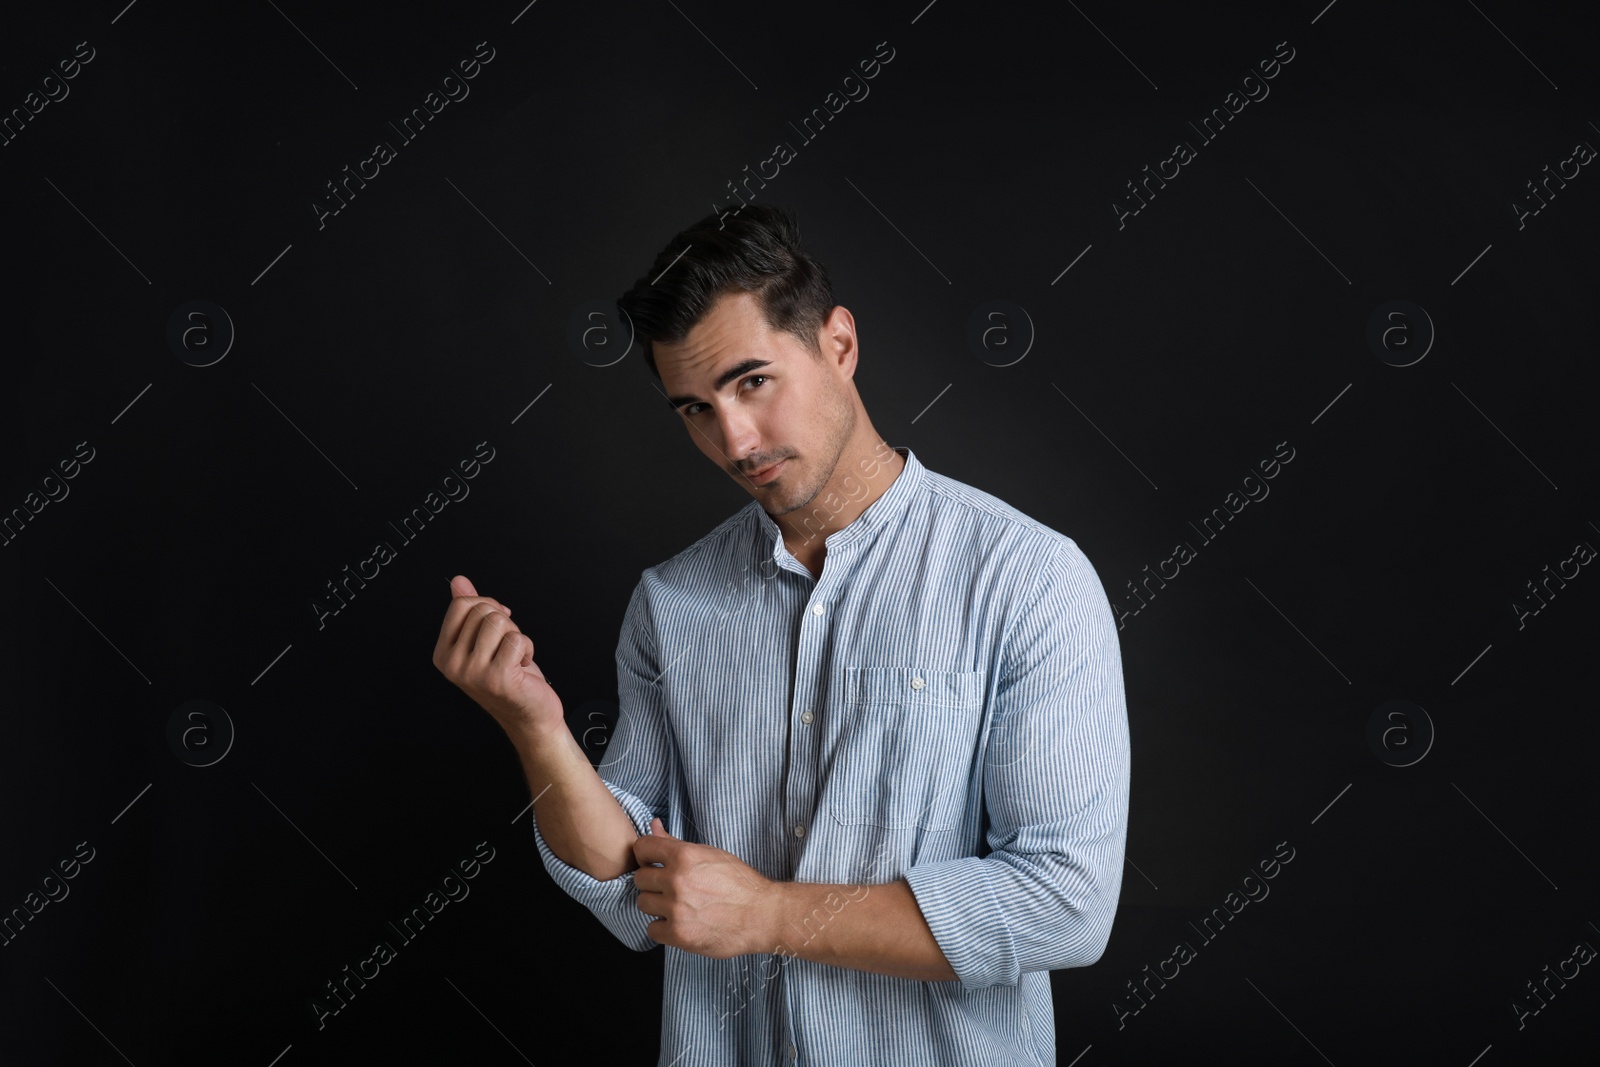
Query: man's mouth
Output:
[[748, 459, 786, 485]]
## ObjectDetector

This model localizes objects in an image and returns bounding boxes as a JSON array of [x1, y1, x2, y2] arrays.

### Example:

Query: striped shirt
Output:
[[531, 445, 1130, 1065]]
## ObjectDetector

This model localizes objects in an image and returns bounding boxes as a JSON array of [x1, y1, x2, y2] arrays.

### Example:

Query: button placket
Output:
[[789, 587, 831, 865]]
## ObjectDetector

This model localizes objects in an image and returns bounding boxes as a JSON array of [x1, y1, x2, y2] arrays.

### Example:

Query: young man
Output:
[[433, 204, 1130, 1065]]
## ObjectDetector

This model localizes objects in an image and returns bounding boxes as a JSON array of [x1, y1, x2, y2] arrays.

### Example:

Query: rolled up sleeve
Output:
[[904, 537, 1131, 990], [528, 573, 674, 953], [530, 778, 659, 951]]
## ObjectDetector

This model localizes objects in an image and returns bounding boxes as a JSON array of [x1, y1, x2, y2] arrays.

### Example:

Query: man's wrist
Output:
[[506, 718, 590, 809], [507, 716, 573, 761], [756, 879, 798, 951]]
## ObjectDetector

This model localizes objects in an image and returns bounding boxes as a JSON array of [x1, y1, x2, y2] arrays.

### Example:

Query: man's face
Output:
[[657, 289, 856, 516]]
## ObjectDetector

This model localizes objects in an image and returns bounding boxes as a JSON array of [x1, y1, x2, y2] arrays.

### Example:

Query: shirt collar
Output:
[[752, 445, 921, 562]]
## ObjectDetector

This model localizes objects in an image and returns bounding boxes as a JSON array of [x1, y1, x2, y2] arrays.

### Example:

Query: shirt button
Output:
[[811, 603, 824, 616], [801, 710, 813, 724], [794, 824, 806, 838], [911, 676, 925, 689], [784, 1044, 797, 1061]]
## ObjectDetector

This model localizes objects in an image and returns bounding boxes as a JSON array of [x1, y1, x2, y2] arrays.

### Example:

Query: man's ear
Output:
[[821, 305, 858, 378]]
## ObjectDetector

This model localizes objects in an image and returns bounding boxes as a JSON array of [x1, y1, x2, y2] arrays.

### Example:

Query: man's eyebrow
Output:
[[666, 358, 774, 410]]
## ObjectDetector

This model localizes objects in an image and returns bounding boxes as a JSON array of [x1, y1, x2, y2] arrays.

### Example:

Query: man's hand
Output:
[[433, 574, 563, 741], [632, 818, 777, 958]]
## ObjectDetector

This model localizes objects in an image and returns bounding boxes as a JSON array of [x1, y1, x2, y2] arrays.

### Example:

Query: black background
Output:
[[2, 1, 1597, 1063]]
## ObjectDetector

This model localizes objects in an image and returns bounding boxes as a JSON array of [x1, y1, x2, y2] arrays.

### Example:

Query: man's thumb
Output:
[[650, 817, 673, 838], [450, 574, 477, 598]]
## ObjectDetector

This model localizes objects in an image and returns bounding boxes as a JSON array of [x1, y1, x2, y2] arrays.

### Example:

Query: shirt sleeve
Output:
[[528, 572, 673, 953], [903, 536, 1131, 990]]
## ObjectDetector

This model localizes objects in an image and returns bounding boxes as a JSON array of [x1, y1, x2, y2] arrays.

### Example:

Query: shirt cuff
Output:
[[528, 777, 660, 952], [904, 856, 1019, 989]]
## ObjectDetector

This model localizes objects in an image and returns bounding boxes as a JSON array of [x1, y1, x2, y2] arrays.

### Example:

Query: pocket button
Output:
[[832, 667, 986, 830]]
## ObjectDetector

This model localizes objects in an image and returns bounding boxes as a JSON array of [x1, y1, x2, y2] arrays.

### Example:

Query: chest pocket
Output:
[[828, 667, 986, 831]]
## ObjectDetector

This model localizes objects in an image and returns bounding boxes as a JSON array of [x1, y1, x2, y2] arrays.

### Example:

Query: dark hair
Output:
[[616, 203, 835, 380]]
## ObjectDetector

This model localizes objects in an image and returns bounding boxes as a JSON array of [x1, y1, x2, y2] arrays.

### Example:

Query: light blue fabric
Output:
[[531, 446, 1130, 1065]]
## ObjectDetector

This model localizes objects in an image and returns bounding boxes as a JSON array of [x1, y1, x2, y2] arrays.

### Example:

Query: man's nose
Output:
[[714, 405, 760, 465]]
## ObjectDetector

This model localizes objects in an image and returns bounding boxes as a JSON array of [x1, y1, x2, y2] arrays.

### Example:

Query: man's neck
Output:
[[780, 445, 906, 574]]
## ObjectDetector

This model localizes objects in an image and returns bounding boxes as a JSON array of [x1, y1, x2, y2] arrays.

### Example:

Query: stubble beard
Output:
[[770, 376, 856, 519]]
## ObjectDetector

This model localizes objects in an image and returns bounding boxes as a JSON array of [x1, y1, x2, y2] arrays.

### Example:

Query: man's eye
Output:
[[683, 376, 769, 417]]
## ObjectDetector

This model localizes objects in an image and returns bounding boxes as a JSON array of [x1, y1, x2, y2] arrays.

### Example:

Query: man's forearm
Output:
[[511, 724, 639, 882], [760, 878, 957, 983]]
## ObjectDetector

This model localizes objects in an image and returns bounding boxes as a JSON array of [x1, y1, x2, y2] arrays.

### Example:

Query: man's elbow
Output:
[[1051, 886, 1120, 970], [1070, 927, 1111, 968]]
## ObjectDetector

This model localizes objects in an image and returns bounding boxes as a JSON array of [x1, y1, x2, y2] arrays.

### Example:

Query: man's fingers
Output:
[[636, 892, 671, 928], [489, 630, 530, 677], [455, 602, 519, 661], [450, 576, 510, 618], [468, 607, 518, 661], [445, 603, 493, 663], [632, 834, 678, 866], [435, 594, 512, 659]]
